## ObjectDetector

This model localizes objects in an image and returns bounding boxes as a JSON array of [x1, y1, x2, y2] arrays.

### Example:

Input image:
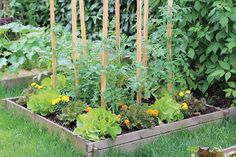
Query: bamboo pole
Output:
[[0, 0, 3, 17], [142, 0, 149, 67], [6, 0, 10, 16], [136, 0, 142, 104], [115, 0, 120, 49], [79, 0, 87, 55], [71, 0, 79, 86], [50, 0, 57, 88], [167, 0, 173, 94], [101, 0, 109, 107]]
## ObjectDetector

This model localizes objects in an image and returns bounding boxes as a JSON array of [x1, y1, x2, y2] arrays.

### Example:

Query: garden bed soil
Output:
[[2, 97, 236, 157], [0, 69, 48, 87]]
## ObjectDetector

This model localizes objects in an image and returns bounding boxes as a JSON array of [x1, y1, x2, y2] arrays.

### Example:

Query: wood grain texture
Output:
[[101, 0, 109, 107], [167, 0, 173, 94], [136, 0, 142, 104], [142, 0, 149, 67], [79, 0, 87, 55], [115, 0, 120, 49], [50, 0, 57, 88], [71, 0, 80, 86]]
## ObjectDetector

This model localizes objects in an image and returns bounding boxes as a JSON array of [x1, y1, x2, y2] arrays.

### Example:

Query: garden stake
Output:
[[79, 0, 87, 55], [136, 0, 142, 104], [71, 0, 80, 86], [115, 0, 120, 49], [50, 0, 57, 88], [142, 0, 149, 68], [101, 0, 109, 107], [0, 0, 2, 17], [167, 0, 173, 94]]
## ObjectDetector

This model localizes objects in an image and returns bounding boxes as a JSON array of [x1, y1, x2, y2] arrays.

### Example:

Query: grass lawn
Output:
[[1, 84, 236, 157], [0, 84, 84, 157]]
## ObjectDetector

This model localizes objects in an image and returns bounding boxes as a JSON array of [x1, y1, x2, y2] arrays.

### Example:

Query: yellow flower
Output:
[[178, 91, 185, 97], [51, 98, 61, 105], [186, 90, 191, 94], [147, 109, 159, 117], [31, 82, 37, 87], [152, 109, 159, 117], [85, 106, 92, 113], [61, 96, 70, 102], [182, 102, 188, 110], [124, 119, 130, 126], [37, 85, 43, 89], [35, 84, 40, 89]]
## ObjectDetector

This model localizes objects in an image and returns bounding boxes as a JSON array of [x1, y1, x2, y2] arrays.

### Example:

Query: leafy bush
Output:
[[28, 89, 61, 116], [73, 107, 121, 141]]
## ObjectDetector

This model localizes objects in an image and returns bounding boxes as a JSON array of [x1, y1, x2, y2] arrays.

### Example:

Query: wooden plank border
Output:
[[2, 98, 236, 157]]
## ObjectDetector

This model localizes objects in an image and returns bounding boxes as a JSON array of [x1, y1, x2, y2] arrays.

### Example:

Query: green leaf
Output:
[[209, 70, 225, 77], [219, 16, 228, 28], [188, 48, 195, 59], [219, 61, 230, 70], [228, 82, 236, 88], [225, 72, 231, 82]]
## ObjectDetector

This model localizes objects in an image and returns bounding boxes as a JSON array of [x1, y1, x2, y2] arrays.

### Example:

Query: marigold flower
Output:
[[31, 82, 37, 87], [124, 119, 130, 126], [152, 109, 159, 117], [186, 90, 191, 94], [61, 95, 70, 102], [51, 98, 61, 105], [37, 85, 43, 89], [147, 109, 159, 117], [121, 105, 128, 110], [85, 106, 92, 113], [182, 102, 188, 110], [178, 91, 185, 97]]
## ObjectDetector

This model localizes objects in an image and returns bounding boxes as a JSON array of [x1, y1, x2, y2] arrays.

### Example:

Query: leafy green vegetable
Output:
[[28, 89, 61, 116], [73, 107, 121, 141], [153, 93, 184, 123]]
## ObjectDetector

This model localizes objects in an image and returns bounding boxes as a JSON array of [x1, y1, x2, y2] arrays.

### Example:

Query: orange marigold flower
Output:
[[85, 106, 92, 113], [182, 102, 188, 110], [152, 109, 159, 117], [121, 105, 128, 110], [124, 119, 130, 126]]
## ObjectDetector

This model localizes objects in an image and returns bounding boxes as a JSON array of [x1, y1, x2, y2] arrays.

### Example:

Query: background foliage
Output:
[[7, 0, 236, 105]]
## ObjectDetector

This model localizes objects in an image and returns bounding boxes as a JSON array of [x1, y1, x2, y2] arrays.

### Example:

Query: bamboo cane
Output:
[[6, 0, 10, 16], [0, 0, 2, 17], [101, 0, 109, 107], [71, 0, 79, 86], [142, 0, 149, 67], [167, 0, 173, 94], [136, 0, 142, 104], [115, 0, 120, 49], [79, 0, 87, 55], [50, 0, 57, 88]]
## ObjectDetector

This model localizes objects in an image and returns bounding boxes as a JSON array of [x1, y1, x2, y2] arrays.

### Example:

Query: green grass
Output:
[[0, 84, 84, 157], [104, 120, 236, 157]]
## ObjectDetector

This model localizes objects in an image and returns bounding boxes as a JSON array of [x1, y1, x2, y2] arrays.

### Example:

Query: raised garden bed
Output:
[[2, 97, 236, 157], [224, 145, 236, 157], [0, 69, 48, 88]]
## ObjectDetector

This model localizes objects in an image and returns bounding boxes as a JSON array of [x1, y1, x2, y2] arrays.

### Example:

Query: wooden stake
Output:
[[115, 0, 120, 49], [50, 0, 57, 88], [0, 0, 2, 17], [101, 0, 109, 107], [79, 0, 87, 55], [142, 0, 149, 67], [136, 0, 142, 104], [71, 0, 79, 86], [167, 0, 173, 94]]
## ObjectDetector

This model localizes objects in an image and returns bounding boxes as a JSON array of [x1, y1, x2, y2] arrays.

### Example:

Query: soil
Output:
[[12, 98, 219, 134]]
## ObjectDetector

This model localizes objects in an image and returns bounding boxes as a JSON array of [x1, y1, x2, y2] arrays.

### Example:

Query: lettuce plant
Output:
[[73, 107, 121, 141], [152, 93, 184, 123], [28, 89, 61, 116]]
